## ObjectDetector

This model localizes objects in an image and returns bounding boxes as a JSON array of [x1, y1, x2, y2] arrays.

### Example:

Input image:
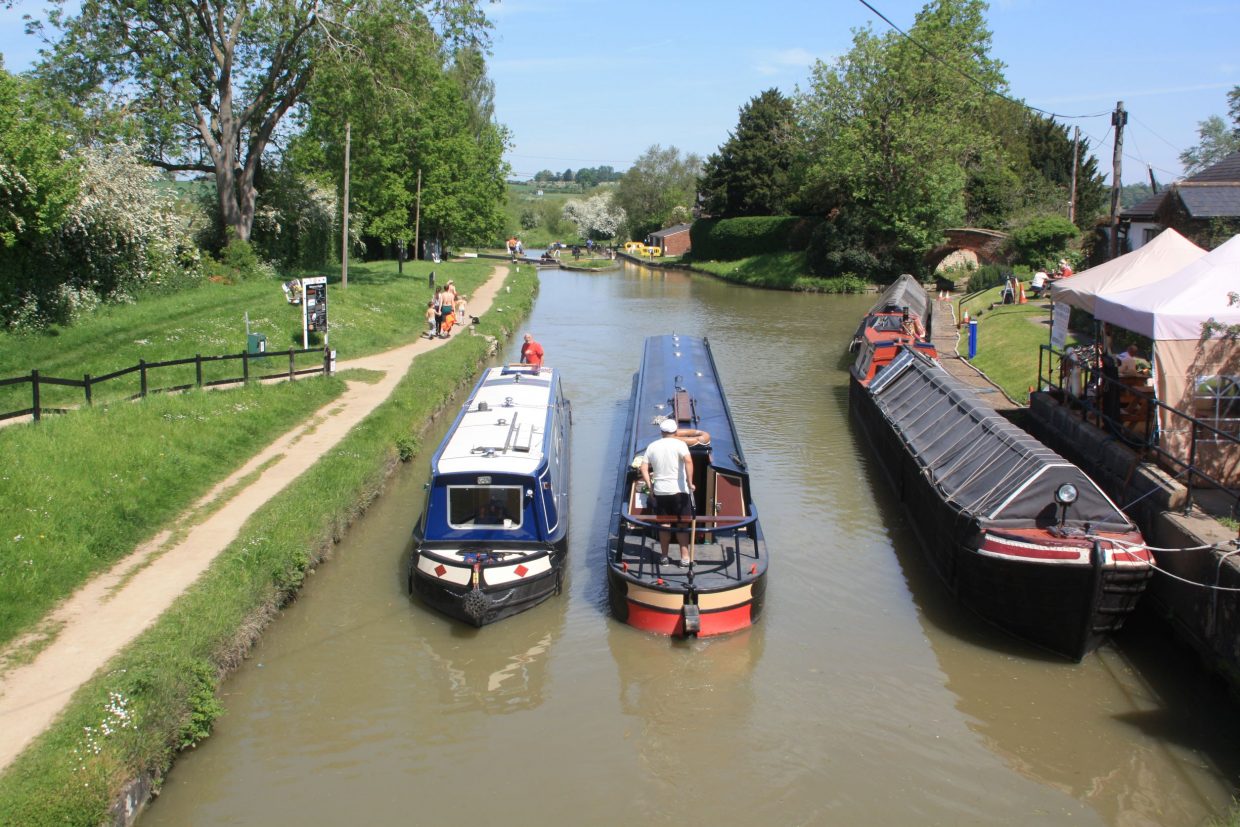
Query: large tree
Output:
[[614, 144, 701, 240], [797, 0, 1006, 276], [36, 0, 491, 243], [699, 88, 800, 218]]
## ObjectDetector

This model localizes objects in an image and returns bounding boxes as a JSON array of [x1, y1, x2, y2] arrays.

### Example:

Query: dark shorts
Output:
[[653, 492, 692, 521]]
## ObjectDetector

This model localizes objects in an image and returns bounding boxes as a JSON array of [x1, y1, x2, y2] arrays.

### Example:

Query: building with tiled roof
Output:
[[1119, 151, 1240, 251]]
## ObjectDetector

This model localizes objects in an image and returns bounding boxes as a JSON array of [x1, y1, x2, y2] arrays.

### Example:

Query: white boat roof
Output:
[[436, 365, 556, 477]]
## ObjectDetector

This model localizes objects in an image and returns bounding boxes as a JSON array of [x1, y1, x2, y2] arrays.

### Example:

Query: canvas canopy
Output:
[[1050, 228, 1205, 314], [1092, 233, 1240, 340], [1092, 234, 1240, 485], [870, 349, 1133, 531]]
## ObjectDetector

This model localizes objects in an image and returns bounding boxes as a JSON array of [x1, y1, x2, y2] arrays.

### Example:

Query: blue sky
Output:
[[487, 0, 1238, 185], [3, 0, 1237, 185]]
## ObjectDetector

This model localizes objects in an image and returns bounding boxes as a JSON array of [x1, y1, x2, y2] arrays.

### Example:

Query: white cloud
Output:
[[752, 48, 820, 77]]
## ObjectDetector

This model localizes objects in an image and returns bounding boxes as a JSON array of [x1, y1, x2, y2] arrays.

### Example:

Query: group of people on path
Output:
[[425, 280, 467, 339]]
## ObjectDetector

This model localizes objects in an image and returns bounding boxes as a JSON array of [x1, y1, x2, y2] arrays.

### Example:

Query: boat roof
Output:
[[869, 348, 1133, 531], [434, 365, 558, 477], [866, 274, 929, 319], [629, 335, 747, 474]]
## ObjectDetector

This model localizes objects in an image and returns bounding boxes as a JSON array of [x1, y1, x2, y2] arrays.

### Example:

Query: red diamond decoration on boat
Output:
[[434, 564, 447, 577], [514, 564, 529, 577]]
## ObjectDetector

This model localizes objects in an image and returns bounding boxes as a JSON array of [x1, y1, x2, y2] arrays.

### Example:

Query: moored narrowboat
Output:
[[849, 345, 1151, 660], [849, 273, 933, 353], [409, 363, 571, 626], [607, 335, 768, 638]]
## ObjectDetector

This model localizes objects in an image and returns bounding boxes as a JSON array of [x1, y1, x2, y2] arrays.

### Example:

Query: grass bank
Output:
[[957, 285, 1084, 403], [0, 264, 536, 825], [0, 258, 496, 413], [683, 251, 866, 293], [0, 378, 347, 651]]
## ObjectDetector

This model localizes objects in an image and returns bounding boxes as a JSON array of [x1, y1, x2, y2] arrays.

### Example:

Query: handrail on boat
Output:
[[620, 512, 756, 528]]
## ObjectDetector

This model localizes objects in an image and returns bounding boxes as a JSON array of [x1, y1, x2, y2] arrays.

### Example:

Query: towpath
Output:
[[0, 264, 510, 773], [929, 295, 1021, 413]]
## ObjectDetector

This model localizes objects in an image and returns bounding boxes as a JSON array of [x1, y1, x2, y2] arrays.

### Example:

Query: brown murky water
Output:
[[144, 264, 1240, 825]]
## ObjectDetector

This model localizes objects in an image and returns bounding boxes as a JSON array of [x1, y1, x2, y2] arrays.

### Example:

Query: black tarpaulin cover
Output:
[[866, 274, 930, 319], [868, 349, 1134, 531]]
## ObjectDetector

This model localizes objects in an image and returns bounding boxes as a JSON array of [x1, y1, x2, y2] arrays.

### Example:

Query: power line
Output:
[[855, 0, 1110, 121]]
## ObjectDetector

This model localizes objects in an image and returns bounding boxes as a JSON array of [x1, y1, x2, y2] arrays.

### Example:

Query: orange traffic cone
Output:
[[960, 309, 969, 328], [1018, 282, 1027, 304]]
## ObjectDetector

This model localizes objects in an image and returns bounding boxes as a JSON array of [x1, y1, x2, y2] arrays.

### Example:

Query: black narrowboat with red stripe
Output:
[[849, 339, 1152, 661], [606, 335, 768, 637]]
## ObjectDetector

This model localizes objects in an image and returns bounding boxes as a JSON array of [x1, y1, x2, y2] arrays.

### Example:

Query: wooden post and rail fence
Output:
[[0, 346, 334, 424]]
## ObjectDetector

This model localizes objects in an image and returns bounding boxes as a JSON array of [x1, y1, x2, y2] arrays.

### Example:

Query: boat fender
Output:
[[462, 588, 490, 623]]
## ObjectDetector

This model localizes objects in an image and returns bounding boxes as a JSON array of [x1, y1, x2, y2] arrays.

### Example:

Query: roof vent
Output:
[[478, 401, 489, 411]]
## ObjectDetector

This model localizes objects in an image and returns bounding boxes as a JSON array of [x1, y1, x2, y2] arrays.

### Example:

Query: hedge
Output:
[[689, 216, 822, 261]]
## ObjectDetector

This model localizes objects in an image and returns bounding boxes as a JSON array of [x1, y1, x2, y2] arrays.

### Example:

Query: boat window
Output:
[[448, 485, 523, 529], [870, 315, 903, 332]]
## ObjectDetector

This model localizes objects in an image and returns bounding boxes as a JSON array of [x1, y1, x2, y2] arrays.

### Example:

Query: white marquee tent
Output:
[[1093, 234, 1240, 484], [1050, 228, 1205, 314]]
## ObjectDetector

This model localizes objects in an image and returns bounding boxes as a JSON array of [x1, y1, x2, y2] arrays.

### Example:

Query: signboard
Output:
[[301, 276, 328, 348], [1050, 302, 1071, 350]]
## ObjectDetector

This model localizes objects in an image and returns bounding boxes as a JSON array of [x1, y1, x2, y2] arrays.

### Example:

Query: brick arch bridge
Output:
[[923, 228, 1011, 270]]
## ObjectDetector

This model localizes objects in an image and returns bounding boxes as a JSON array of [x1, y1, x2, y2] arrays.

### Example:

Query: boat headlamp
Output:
[[1055, 483, 1078, 506]]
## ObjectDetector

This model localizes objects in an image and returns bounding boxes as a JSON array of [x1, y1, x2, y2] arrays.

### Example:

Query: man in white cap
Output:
[[640, 418, 695, 565]]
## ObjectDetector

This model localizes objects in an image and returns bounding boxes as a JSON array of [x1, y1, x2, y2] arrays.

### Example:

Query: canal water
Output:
[[144, 263, 1240, 825]]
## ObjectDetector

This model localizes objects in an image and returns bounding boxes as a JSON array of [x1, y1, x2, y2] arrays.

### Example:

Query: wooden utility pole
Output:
[[341, 121, 351, 288], [1068, 126, 1079, 224], [1108, 101, 1126, 260], [414, 169, 422, 261]]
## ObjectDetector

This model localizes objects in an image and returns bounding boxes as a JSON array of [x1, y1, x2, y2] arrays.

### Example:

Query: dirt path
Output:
[[0, 265, 510, 773]]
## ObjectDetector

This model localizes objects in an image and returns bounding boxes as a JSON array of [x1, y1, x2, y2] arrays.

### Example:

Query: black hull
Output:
[[849, 371, 1148, 660], [411, 555, 564, 627]]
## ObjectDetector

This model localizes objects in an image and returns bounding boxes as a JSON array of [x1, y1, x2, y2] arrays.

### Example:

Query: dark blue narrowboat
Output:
[[607, 335, 768, 637], [409, 363, 571, 626]]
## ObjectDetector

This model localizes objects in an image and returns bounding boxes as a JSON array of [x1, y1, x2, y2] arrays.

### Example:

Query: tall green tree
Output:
[[699, 89, 800, 218], [291, 0, 507, 254], [614, 145, 701, 240], [797, 0, 1006, 276], [36, 0, 491, 244]]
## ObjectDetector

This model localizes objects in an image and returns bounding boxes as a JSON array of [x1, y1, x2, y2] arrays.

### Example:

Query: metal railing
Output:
[[1037, 343, 1239, 516]]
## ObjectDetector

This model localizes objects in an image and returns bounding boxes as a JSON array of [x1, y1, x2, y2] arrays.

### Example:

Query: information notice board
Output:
[[302, 276, 328, 348]]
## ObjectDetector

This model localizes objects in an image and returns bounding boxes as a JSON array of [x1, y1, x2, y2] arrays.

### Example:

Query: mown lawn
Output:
[[958, 286, 1084, 403], [0, 258, 496, 414], [0, 378, 346, 649]]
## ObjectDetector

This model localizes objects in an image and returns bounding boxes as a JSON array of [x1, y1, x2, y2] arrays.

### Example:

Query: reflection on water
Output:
[[410, 597, 564, 715], [144, 264, 1239, 826]]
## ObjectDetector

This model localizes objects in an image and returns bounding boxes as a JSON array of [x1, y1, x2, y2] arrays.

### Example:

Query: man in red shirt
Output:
[[520, 333, 544, 369]]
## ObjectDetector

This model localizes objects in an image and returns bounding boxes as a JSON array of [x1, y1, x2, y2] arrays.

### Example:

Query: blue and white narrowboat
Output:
[[409, 363, 571, 626]]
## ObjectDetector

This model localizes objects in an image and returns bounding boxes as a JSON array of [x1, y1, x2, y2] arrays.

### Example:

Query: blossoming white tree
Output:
[[562, 192, 626, 242]]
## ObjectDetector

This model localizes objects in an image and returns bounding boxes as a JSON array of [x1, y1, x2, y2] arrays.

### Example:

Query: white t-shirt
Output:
[[1032, 271, 1048, 288], [644, 437, 690, 495]]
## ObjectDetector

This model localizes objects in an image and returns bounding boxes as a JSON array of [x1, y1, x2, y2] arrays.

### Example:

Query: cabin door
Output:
[[707, 469, 746, 533]]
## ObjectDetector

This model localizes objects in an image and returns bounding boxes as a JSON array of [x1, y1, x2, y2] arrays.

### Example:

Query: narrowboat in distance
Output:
[[848, 339, 1152, 661], [607, 335, 768, 638], [409, 363, 571, 627]]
